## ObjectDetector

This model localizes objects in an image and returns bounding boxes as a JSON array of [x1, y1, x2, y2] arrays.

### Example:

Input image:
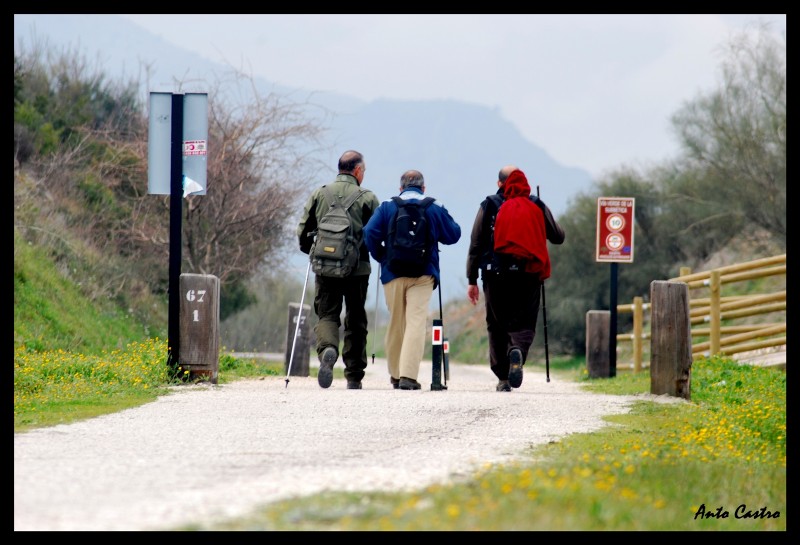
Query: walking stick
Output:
[[537, 185, 551, 382], [285, 262, 311, 388], [438, 275, 449, 385], [371, 264, 381, 364]]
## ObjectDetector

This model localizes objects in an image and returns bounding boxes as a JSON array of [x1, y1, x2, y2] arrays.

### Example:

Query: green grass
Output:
[[14, 230, 161, 354]]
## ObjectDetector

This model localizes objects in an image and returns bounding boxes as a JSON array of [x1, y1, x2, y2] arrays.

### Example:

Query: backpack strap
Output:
[[486, 194, 504, 216], [320, 185, 337, 208], [392, 196, 435, 208], [420, 196, 435, 209], [486, 194, 504, 231], [321, 185, 365, 211], [479, 194, 505, 274], [341, 188, 366, 210]]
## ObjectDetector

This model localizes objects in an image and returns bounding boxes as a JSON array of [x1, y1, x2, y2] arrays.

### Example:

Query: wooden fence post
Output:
[[633, 296, 643, 372], [586, 310, 610, 378], [710, 270, 721, 355], [650, 280, 692, 400]]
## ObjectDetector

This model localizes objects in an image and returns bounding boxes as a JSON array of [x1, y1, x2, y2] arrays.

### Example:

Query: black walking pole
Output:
[[430, 259, 447, 391], [438, 276, 449, 385], [537, 185, 551, 383]]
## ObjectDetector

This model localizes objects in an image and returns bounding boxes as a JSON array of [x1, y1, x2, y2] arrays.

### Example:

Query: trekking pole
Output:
[[438, 275, 449, 385], [371, 264, 381, 364], [285, 262, 312, 388], [537, 185, 551, 382]]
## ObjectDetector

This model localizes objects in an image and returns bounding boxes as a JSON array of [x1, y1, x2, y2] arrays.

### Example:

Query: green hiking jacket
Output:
[[297, 174, 381, 276]]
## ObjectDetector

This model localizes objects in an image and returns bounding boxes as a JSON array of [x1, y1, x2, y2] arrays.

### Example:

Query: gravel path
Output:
[[15, 360, 640, 531]]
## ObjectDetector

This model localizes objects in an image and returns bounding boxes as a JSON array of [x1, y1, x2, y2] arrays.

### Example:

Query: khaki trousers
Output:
[[382, 275, 434, 382]]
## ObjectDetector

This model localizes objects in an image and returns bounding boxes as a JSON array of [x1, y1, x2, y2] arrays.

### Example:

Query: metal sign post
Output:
[[596, 197, 636, 378], [148, 92, 208, 374]]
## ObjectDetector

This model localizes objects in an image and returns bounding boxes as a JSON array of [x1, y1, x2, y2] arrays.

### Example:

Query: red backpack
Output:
[[492, 169, 551, 280]]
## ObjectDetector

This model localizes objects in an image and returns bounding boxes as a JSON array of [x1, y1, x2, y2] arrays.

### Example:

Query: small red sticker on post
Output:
[[183, 140, 207, 156], [443, 340, 449, 353], [432, 325, 443, 345]]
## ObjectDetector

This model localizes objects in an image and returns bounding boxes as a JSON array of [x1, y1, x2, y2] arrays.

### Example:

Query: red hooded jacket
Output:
[[493, 169, 551, 280]]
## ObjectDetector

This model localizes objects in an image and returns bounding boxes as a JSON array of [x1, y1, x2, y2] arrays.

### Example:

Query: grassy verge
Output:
[[13, 343, 284, 432]]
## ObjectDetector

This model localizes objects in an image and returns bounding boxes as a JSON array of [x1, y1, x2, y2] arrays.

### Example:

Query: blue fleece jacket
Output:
[[363, 187, 461, 289]]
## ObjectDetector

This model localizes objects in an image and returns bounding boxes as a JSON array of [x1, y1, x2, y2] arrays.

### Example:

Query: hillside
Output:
[[14, 13, 593, 303]]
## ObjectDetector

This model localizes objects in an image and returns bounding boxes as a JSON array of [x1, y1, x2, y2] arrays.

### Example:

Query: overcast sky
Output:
[[121, 14, 785, 178]]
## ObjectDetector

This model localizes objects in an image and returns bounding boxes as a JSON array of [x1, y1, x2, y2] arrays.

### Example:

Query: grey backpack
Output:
[[310, 186, 366, 277]]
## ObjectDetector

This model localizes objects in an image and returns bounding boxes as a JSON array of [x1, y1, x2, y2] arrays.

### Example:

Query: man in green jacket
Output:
[[297, 150, 381, 390]]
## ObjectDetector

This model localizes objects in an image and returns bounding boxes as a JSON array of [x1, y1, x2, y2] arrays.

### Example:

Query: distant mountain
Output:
[[14, 14, 592, 303]]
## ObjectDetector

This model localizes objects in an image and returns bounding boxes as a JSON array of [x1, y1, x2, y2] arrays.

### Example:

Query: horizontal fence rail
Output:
[[616, 254, 786, 371]]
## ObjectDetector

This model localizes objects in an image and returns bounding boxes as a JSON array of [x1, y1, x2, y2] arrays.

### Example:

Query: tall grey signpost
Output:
[[148, 92, 208, 375]]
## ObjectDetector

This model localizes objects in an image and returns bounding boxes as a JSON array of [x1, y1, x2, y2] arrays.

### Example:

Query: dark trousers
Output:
[[482, 271, 541, 381], [313, 273, 370, 383]]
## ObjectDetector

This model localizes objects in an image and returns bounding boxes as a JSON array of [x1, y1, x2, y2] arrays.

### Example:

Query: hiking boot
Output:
[[318, 346, 337, 389], [496, 380, 512, 392], [399, 377, 421, 390], [390, 377, 400, 389], [508, 347, 524, 388], [347, 381, 362, 390]]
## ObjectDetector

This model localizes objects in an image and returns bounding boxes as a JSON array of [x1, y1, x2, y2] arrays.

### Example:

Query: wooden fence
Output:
[[616, 254, 786, 371]]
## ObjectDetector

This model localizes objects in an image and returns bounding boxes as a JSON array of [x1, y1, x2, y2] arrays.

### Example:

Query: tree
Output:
[[670, 23, 786, 250], [128, 70, 332, 318], [14, 42, 332, 326]]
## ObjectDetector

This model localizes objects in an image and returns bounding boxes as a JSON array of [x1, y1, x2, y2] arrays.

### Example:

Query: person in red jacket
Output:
[[465, 166, 565, 391]]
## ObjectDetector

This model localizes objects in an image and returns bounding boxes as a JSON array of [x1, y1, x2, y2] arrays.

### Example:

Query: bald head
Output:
[[498, 165, 519, 183], [338, 150, 364, 174]]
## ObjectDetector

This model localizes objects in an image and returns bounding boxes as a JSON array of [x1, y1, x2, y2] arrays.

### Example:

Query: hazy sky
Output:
[[121, 14, 785, 178]]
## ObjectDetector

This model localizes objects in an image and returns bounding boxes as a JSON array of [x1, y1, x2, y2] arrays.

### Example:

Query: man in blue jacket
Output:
[[364, 170, 461, 390]]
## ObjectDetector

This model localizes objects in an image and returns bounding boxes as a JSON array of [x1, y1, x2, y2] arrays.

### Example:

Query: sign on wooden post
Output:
[[596, 197, 635, 263]]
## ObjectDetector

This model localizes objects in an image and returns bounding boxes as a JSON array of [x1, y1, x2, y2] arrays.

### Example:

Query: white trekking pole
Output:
[[285, 262, 312, 388]]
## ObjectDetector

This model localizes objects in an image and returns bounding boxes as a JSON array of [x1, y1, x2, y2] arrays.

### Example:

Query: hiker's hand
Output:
[[467, 285, 480, 305]]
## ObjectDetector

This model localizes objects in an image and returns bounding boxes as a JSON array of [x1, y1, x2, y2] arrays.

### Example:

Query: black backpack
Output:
[[310, 185, 366, 277], [386, 196, 436, 277]]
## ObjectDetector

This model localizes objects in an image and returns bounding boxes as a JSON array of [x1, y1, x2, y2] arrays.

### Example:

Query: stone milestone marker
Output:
[[285, 303, 312, 376], [586, 310, 611, 378], [179, 273, 220, 383]]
